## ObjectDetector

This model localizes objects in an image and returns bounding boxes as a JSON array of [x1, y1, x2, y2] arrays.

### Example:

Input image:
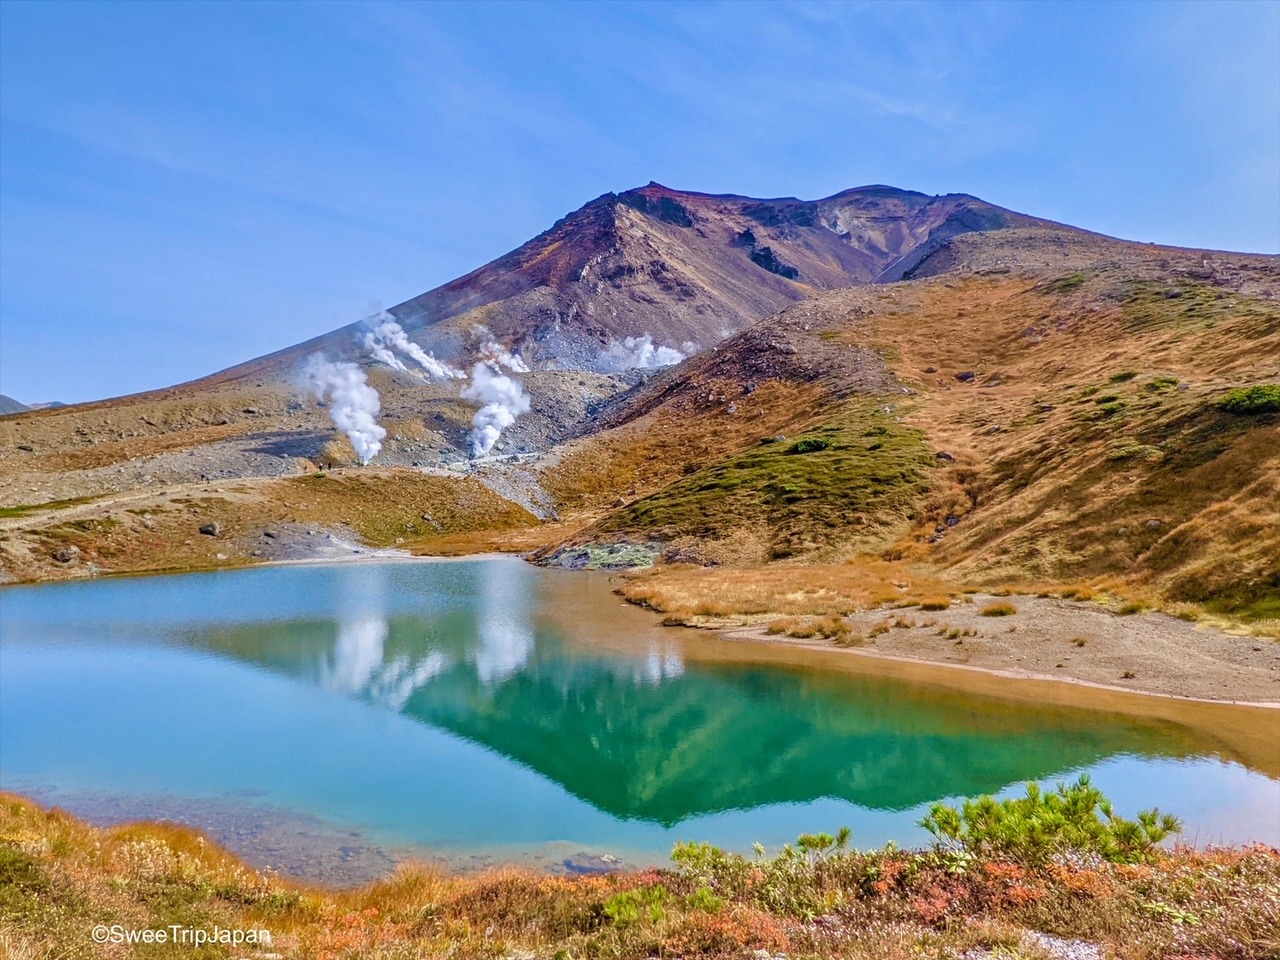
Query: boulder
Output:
[[562, 852, 623, 875], [199, 522, 221, 537]]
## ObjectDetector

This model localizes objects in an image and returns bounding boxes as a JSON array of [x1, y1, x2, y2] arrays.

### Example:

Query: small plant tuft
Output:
[[980, 602, 1017, 617], [603, 884, 668, 927], [786, 437, 833, 455]]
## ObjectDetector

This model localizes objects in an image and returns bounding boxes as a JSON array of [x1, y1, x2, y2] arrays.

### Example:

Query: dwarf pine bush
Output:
[[1218, 384, 1280, 415], [603, 885, 668, 926], [920, 774, 1180, 865]]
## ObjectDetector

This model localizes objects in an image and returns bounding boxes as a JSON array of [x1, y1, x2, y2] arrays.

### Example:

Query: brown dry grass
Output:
[[3, 792, 1276, 960], [620, 557, 953, 623], [406, 512, 601, 556], [620, 273, 1278, 621], [0, 469, 537, 583], [847, 274, 1280, 617], [541, 379, 827, 512]]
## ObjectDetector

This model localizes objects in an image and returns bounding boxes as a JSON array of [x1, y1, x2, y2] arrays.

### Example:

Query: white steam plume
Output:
[[599, 334, 685, 371], [362, 313, 464, 380], [302, 356, 387, 464], [461, 360, 531, 457], [472, 326, 530, 373], [456, 326, 532, 457]]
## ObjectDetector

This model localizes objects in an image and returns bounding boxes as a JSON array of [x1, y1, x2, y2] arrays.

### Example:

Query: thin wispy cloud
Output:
[[1, 0, 1276, 403]]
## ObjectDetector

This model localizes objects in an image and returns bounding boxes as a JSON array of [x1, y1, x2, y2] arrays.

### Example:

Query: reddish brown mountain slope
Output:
[[215, 183, 1056, 379]]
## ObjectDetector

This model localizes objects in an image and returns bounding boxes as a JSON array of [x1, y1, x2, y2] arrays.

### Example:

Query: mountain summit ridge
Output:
[[361, 181, 1054, 368], [209, 180, 1049, 383]]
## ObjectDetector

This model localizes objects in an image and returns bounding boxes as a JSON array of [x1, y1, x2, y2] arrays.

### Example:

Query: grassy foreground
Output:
[[2, 789, 1278, 960]]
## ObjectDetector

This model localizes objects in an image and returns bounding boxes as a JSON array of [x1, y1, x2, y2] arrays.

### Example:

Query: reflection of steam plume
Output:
[[362, 313, 464, 380], [472, 557, 534, 684], [327, 615, 388, 695], [324, 565, 450, 710], [324, 565, 389, 696], [302, 356, 386, 464], [638, 643, 685, 684], [600, 334, 686, 371]]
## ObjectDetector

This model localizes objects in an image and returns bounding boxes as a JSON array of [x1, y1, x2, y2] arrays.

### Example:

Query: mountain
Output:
[[0, 395, 31, 416], [225, 183, 1055, 378], [0, 182, 1276, 630], [378, 183, 1055, 367]]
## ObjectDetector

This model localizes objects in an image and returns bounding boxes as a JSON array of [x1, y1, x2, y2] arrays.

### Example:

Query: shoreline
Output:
[[721, 627, 1280, 710], [0, 546, 521, 589], [707, 592, 1280, 708], [6, 547, 1277, 714]]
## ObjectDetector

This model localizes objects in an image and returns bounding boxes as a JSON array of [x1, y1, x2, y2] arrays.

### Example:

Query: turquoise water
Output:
[[1, 557, 1276, 876]]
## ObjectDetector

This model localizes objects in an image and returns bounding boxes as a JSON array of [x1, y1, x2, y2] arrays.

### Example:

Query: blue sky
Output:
[[2, 1, 1277, 403]]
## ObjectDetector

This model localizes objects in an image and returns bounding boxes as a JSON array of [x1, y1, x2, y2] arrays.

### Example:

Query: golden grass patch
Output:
[[980, 601, 1018, 617]]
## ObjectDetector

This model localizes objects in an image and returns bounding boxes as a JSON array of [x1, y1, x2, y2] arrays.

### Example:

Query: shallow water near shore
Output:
[[2, 557, 1277, 885]]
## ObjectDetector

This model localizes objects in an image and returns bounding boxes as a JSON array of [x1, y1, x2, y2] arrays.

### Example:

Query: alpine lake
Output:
[[2, 556, 1276, 886]]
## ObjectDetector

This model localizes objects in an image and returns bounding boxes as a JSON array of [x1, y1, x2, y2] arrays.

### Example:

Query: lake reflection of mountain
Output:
[[194, 562, 1199, 825]]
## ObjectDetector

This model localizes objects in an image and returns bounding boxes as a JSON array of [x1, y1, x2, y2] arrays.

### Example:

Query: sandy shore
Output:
[[719, 594, 1280, 707]]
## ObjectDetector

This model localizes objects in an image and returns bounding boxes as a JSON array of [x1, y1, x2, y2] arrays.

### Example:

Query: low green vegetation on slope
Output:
[[595, 398, 935, 563], [965, 378, 1280, 620], [4, 782, 1276, 960], [1120, 279, 1279, 333]]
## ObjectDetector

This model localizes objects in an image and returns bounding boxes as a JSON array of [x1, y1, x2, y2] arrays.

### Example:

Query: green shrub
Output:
[[1218, 385, 1280, 415], [672, 830, 858, 917], [1107, 443, 1164, 462], [787, 437, 833, 455], [920, 775, 1180, 865], [603, 884, 668, 926], [684, 885, 723, 912], [1109, 371, 1138, 383]]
